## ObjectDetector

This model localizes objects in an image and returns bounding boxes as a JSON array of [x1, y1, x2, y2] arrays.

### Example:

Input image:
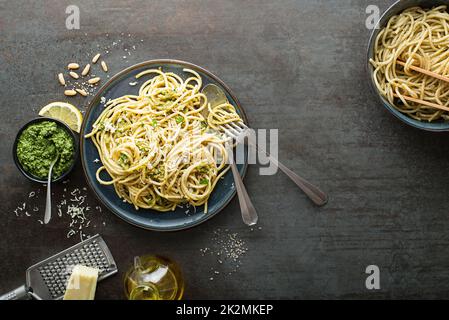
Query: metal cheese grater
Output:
[[0, 234, 118, 300]]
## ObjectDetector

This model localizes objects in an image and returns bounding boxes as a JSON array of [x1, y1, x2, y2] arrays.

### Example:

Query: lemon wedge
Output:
[[38, 102, 83, 133]]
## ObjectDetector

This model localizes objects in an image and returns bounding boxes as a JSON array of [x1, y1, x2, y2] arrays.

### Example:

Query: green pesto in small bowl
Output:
[[16, 120, 75, 180]]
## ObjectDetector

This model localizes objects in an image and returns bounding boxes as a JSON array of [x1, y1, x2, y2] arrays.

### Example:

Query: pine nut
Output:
[[76, 89, 88, 96], [68, 63, 79, 70], [81, 64, 91, 76], [69, 71, 79, 79], [88, 77, 101, 84], [58, 73, 66, 86], [101, 60, 108, 72], [64, 89, 77, 96], [92, 53, 101, 64]]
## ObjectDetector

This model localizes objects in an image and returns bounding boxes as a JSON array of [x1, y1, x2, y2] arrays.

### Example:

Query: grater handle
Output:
[[0, 285, 31, 300]]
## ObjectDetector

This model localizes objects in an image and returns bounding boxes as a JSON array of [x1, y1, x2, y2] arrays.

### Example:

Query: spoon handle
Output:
[[44, 165, 54, 224], [230, 161, 258, 226]]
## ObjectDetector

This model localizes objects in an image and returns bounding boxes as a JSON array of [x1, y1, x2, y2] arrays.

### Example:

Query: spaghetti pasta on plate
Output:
[[85, 67, 242, 214]]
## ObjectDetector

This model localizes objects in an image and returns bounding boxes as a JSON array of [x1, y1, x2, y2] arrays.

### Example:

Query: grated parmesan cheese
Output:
[[13, 186, 105, 241]]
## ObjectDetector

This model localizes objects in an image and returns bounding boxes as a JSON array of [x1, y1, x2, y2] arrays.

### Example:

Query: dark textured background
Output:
[[2, 0, 449, 299]]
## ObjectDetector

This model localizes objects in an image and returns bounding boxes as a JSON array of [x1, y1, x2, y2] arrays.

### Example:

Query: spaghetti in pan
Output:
[[370, 5, 449, 122]]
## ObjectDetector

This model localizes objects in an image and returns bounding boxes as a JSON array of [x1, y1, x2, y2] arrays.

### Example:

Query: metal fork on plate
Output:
[[222, 121, 328, 207], [203, 84, 328, 227]]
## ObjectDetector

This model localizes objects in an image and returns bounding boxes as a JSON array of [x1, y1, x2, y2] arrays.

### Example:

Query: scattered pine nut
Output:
[[69, 71, 79, 79], [92, 53, 101, 64], [76, 89, 88, 97], [81, 64, 91, 76], [68, 63, 80, 70], [88, 77, 101, 84], [101, 60, 108, 72], [64, 89, 77, 96], [58, 73, 66, 86]]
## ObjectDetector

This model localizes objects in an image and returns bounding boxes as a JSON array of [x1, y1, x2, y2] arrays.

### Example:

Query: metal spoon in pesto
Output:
[[44, 150, 59, 224]]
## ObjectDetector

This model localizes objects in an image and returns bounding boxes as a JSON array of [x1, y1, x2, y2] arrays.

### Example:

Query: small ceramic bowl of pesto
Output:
[[13, 117, 79, 183]]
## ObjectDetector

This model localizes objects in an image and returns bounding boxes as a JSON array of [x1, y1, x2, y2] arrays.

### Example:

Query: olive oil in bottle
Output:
[[124, 255, 184, 300]]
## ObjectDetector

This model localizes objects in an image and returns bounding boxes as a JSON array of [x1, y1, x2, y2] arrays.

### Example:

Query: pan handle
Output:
[[0, 285, 31, 300]]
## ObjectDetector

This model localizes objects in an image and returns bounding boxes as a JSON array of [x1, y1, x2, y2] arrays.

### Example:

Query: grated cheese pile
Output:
[[12, 181, 105, 241], [200, 228, 250, 280]]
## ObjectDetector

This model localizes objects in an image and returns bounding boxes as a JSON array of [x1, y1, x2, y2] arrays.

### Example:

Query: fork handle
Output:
[[276, 160, 328, 206], [249, 140, 328, 206], [230, 162, 258, 226]]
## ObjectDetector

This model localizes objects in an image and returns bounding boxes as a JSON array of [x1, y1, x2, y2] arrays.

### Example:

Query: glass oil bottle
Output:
[[124, 255, 184, 300]]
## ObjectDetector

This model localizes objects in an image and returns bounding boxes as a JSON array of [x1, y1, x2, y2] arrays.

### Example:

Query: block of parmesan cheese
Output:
[[63, 265, 99, 300]]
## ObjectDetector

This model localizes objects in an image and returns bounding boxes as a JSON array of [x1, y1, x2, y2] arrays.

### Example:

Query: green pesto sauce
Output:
[[17, 121, 75, 179]]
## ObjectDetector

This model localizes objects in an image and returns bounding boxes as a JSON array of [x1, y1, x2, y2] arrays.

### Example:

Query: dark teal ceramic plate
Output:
[[80, 60, 248, 231]]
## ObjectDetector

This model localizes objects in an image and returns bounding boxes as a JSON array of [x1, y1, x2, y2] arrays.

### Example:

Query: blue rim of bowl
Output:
[[79, 59, 249, 232], [367, 0, 449, 132], [13, 117, 79, 183]]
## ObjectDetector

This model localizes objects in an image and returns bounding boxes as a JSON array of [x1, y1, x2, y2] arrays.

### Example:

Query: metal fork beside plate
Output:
[[202, 84, 328, 226]]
